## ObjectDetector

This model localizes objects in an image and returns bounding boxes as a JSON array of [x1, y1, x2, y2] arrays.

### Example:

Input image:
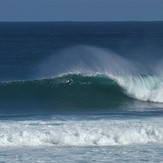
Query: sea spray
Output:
[[37, 46, 138, 78]]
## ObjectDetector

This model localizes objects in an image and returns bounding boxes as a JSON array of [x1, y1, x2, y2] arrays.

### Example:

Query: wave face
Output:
[[0, 116, 163, 146], [0, 74, 129, 113], [0, 73, 163, 114]]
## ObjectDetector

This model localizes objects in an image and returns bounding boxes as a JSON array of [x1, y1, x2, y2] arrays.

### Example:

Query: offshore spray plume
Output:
[[36, 45, 163, 103], [37, 45, 138, 78]]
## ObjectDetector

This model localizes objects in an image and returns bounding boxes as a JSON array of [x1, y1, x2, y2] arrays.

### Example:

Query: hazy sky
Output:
[[0, 0, 163, 21]]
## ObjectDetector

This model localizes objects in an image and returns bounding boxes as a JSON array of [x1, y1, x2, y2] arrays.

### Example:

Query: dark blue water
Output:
[[0, 22, 163, 80]]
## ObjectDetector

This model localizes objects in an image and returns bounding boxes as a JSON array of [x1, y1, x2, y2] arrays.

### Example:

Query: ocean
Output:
[[0, 22, 163, 162]]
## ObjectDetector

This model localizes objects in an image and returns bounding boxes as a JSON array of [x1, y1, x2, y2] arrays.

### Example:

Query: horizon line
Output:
[[0, 20, 163, 23]]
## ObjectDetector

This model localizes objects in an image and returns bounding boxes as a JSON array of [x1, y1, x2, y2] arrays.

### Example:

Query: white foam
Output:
[[0, 117, 163, 147], [109, 74, 163, 103]]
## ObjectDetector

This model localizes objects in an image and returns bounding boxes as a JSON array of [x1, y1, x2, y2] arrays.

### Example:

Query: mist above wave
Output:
[[38, 46, 139, 77], [36, 46, 163, 103]]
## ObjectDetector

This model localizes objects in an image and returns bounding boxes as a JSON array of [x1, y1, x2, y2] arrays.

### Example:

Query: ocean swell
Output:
[[0, 73, 162, 114]]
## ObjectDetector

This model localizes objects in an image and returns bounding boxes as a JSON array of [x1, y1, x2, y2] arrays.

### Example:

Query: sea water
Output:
[[0, 22, 163, 162]]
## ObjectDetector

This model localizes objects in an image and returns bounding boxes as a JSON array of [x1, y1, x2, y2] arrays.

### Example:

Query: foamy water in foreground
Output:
[[1, 116, 163, 146], [0, 115, 163, 162]]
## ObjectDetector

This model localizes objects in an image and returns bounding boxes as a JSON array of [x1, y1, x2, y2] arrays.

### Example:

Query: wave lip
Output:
[[110, 74, 163, 102], [0, 118, 163, 147]]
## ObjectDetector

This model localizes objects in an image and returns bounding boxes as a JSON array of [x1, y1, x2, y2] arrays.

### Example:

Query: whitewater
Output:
[[1, 116, 163, 146], [1, 114, 163, 162]]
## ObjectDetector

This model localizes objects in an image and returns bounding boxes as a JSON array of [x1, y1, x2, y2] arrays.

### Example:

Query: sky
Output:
[[0, 0, 163, 21]]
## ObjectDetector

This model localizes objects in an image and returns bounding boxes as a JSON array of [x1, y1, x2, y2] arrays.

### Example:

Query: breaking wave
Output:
[[0, 73, 163, 113], [1, 46, 163, 113]]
